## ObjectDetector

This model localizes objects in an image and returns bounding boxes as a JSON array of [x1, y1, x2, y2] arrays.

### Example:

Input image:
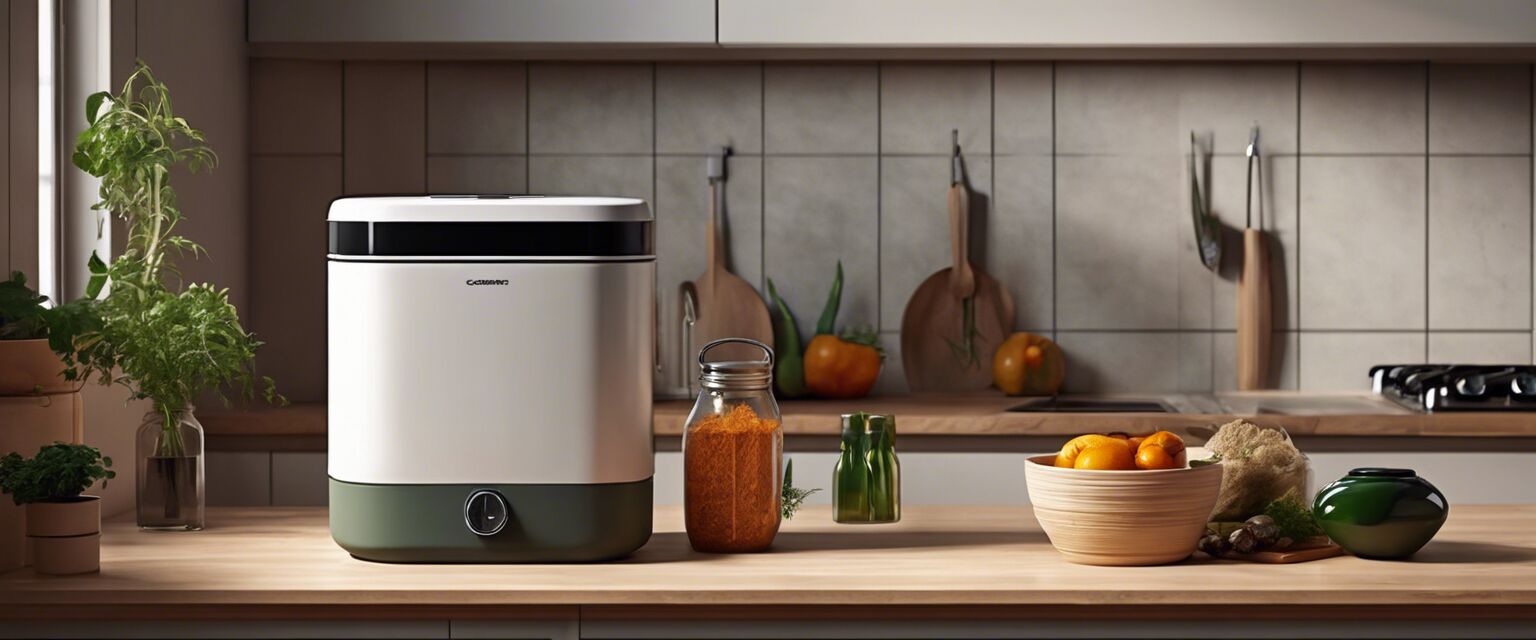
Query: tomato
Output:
[[803, 334, 882, 399]]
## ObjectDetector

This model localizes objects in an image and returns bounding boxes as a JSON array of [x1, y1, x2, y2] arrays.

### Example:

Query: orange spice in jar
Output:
[[682, 339, 783, 553]]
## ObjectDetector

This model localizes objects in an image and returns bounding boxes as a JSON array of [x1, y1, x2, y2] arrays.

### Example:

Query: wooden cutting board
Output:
[[901, 183, 1015, 392], [690, 181, 773, 362], [1219, 538, 1344, 564]]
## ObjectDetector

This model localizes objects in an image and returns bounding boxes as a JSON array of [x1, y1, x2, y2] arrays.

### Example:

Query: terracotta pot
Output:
[[26, 497, 101, 537], [25, 497, 101, 575], [0, 393, 84, 573], [31, 533, 99, 575], [0, 339, 75, 396]]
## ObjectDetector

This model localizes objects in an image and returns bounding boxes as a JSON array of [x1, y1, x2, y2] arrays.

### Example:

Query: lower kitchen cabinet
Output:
[[7, 614, 1535, 639]]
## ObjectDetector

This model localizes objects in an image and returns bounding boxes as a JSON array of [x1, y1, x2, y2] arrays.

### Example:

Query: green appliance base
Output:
[[329, 477, 653, 563]]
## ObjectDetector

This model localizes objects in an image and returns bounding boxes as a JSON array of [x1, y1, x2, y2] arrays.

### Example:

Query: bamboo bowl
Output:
[[1025, 451, 1223, 566]]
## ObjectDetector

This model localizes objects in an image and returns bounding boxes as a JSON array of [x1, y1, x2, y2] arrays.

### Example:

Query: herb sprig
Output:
[[67, 62, 281, 454]]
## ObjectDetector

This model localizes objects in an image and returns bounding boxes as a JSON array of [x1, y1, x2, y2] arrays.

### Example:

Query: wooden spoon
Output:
[[900, 180, 1015, 393]]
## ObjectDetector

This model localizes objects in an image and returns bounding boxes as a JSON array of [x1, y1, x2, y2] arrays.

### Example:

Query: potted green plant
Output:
[[67, 62, 280, 531], [0, 443, 115, 574], [0, 272, 97, 396]]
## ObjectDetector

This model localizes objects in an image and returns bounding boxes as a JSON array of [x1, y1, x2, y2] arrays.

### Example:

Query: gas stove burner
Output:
[[1371, 364, 1536, 412]]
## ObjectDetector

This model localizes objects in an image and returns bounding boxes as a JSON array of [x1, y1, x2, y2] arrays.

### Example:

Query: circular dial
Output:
[[463, 490, 509, 536]]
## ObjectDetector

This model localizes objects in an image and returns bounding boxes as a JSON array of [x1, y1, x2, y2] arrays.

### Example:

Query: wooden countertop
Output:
[[200, 394, 1536, 440], [2, 505, 1533, 617]]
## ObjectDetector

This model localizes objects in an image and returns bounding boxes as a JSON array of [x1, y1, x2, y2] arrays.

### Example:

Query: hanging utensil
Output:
[[690, 146, 774, 362], [1236, 125, 1273, 390], [678, 281, 698, 397], [1189, 132, 1220, 271], [901, 130, 1015, 392]]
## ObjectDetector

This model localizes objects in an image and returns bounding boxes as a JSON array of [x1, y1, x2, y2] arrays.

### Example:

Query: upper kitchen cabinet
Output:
[[248, 0, 716, 55], [719, 0, 1536, 58]]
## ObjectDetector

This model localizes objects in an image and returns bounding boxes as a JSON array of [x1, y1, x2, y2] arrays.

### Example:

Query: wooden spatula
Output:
[[901, 142, 1015, 393], [690, 150, 774, 362]]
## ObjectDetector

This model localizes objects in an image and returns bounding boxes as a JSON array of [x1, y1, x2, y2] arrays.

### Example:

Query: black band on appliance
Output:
[[327, 221, 652, 257]]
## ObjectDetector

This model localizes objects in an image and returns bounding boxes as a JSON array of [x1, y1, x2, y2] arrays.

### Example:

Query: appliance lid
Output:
[[327, 196, 653, 260], [328, 195, 651, 223]]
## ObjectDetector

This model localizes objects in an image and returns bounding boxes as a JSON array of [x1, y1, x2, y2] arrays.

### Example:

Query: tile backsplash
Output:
[[250, 60, 1535, 400]]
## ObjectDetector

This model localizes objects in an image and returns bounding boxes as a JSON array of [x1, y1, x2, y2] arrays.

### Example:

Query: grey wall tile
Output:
[[1057, 63, 1297, 156], [1300, 63, 1426, 154], [1429, 64, 1532, 155], [206, 452, 271, 507], [994, 63, 1053, 156], [763, 157, 879, 330], [1299, 156, 1427, 330], [1429, 156, 1532, 330], [1178, 332, 1213, 391], [426, 62, 527, 154], [1431, 158, 1529, 331], [250, 59, 341, 155], [764, 64, 878, 154], [1428, 332, 1532, 364], [991, 155, 1054, 330], [249, 156, 341, 403], [1212, 155, 1299, 330], [426, 156, 528, 194], [343, 62, 426, 194], [1299, 332, 1425, 391], [880, 62, 991, 155], [1055, 332, 1183, 393], [528, 156, 653, 202], [1213, 331, 1300, 391], [529, 63, 653, 154], [1056, 156, 1182, 329], [879, 156, 991, 330], [1056, 64, 1178, 155], [655, 156, 764, 390], [1176, 64, 1299, 156], [871, 331, 907, 395], [656, 63, 763, 155], [271, 453, 328, 507]]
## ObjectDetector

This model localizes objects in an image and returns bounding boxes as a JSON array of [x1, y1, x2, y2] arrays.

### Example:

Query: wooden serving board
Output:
[[1219, 537, 1344, 564]]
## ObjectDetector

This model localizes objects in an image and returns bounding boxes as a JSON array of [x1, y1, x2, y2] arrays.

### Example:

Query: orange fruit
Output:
[[1055, 434, 1128, 468], [1134, 431, 1187, 469], [1074, 444, 1136, 470], [1135, 445, 1180, 470], [1140, 431, 1185, 454]]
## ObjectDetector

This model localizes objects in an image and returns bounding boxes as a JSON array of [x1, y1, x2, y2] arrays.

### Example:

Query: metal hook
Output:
[[950, 129, 961, 185]]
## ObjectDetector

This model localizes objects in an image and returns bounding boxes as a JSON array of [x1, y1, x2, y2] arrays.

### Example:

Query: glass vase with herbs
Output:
[[834, 412, 900, 524], [66, 62, 282, 531]]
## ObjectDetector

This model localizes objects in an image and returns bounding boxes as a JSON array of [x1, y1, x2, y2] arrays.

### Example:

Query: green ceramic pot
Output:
[[1312, 468, 1448, 560]]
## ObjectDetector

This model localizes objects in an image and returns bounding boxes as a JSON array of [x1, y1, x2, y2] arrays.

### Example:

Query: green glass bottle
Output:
[[834, 413, 900, 524]]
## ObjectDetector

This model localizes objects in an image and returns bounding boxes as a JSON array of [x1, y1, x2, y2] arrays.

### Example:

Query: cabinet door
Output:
[[250, 0, 715, 45], [718, 0, 1536, 48]]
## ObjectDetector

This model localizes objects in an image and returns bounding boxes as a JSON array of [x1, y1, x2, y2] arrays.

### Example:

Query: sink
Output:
[[1006, 398, 1172, 413]]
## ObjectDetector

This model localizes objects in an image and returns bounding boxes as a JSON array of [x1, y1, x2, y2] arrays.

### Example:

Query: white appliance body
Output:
[[325, 196, 654, 563], [328, 260, 654, 485]]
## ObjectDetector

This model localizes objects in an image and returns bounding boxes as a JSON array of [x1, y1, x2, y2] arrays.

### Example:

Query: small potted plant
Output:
[[0, 272, 97, 396], [67, 62, 281, 531], [0, 443, 115, 575]]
